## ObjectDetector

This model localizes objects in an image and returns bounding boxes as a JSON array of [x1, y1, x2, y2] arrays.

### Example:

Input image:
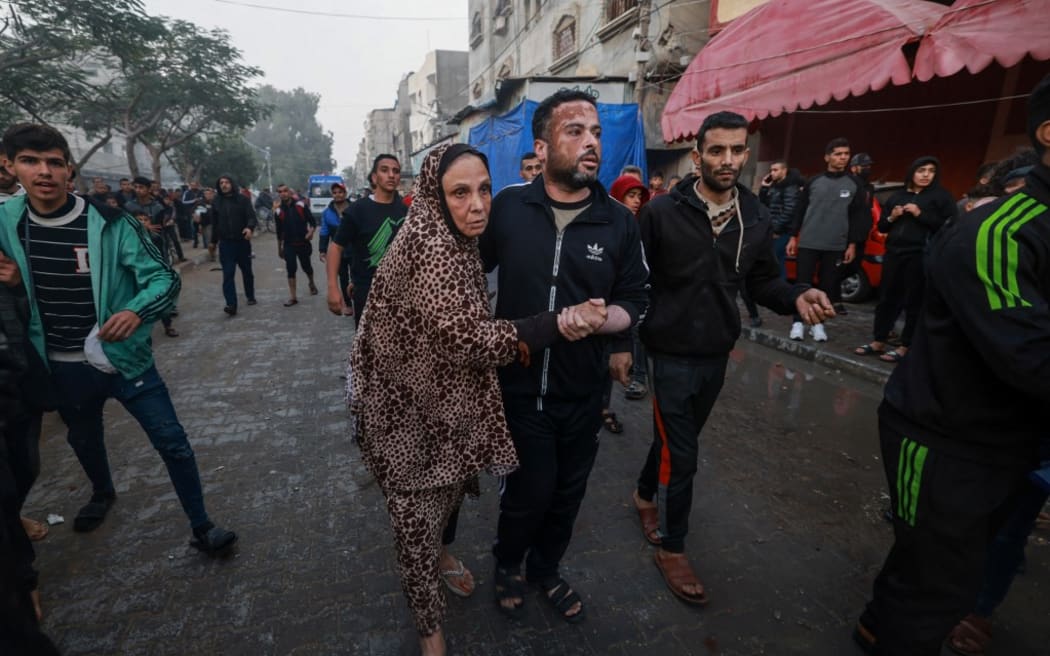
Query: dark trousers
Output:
[[51, 361, 210, 529], [793, 247, 841, 321], [493, 393, 602, 582], [283, 242, 314, 279], [163, 225, 184, 260], [351, 284, 370, 328], [873, 251, 925, 347], [637, 354, 727, 553], [864, 417, 1029, 656], [630, 326, 649, 385], [0, 411, 41, 597], [336, 256, 352, 306], [974, 481, 1049, 616], [219, 239, 255, 309], [772, 233, 790, 279], [738, 287, 759, 319], [0, 506, 59, 656]]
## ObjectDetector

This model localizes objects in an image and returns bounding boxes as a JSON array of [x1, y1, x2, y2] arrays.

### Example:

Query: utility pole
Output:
[[241, 137, 273, 191], [634, 0, 653, 105]]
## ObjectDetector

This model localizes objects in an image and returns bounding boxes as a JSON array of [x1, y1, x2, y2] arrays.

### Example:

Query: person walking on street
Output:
[[854, 157, 955, 364], [275, 183, 318, 306], [254, 188, 274, 233], [481, 89, 649, 623], [211, 174, 257, 315], [318, 182, 353, 316], [855, 76, 1050, 656], [609, 174, 651, 404], [0, 123, 237, 554], [348, 143, 584, 656], [325, 155, 408, 325], [181, 181, 205, 247], [786, 138, 870, 342], [631, 111, 834, 606]]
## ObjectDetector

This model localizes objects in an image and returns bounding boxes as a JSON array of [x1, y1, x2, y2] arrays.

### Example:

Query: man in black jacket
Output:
[[758, 160, 800, 278], [631, 111, 833, 605], [211, 174, 257, 315], [856, 76, 1050, 656], [481, 89, 648, 623]]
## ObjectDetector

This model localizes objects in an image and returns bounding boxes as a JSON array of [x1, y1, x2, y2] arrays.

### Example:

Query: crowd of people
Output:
[[0, 74, 1048, 656]]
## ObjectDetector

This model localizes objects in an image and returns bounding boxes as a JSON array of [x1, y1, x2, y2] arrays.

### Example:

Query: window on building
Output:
[[605, 0, 638, 22], [553, 15, 576, 61], [470, 11, 483, 48], [495, 0, 512, 16]]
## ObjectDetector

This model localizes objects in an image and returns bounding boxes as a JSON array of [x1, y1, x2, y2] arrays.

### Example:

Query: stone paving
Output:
[[21, 233, 1050, 655]]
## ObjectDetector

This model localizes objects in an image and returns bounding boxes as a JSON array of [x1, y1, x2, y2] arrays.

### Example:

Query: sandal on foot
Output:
[[73, 492, 116, 533], [21, 516, 48, 541], [854, 344, 884, 356], [602, 411, 623, 434], [441, 558, 475, 598], [633, 497, 661, 546], [653, 550, 709, 606], [879, 349, 905, 363], [190, 523, 238, 554], [494, 565, 526, 618], [535, 576, 585, 624], [283, 299, 298, 307], [946, 613, 992, 656]]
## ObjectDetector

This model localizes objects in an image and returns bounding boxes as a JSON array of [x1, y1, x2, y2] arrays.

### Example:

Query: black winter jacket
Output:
[[0, 283, 28, 425], [211, 176, 258, 242], [480, 176, 649, 401], [758, 169, 803, 235], [881, 163, 1050, 467], [639, 175, 804, 359], [877, 156, 956, 255]]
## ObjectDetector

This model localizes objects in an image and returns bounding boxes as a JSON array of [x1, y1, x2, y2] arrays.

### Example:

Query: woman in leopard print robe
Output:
[[348, 143, 562, 653]]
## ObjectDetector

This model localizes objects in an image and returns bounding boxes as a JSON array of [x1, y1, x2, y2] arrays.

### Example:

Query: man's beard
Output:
[[701, 163, 739, 193], [547, 150, 599, 190]]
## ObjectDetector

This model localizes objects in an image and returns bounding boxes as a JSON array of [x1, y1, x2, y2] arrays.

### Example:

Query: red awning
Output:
[[913, 0, 1050, 82], [661, 0, 946, 143]]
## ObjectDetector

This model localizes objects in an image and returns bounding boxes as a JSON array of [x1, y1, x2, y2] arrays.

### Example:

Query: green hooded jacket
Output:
[[0, 194, 180, 379]]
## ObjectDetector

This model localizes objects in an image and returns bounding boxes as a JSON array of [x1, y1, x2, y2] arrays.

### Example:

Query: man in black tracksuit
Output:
[[857, 76, 1050, 656], [211, 175, 258, 315], [481, 90, 648, 622], [631, 111, 834, 605]]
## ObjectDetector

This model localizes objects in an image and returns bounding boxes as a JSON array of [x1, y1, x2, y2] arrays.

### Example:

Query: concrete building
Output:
[[407, 50, 469, 157], [392, 74, 415, 181], [461, 0, 709, 177]]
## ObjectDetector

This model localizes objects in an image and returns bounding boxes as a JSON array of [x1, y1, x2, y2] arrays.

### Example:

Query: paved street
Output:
[[24, 232, 1050, 655]]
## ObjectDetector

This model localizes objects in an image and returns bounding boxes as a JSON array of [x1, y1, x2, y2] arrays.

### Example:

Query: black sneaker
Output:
[[73, 491, 116, 533], [223, 306, 237, 316], [246, 299, 257, 306], [191, 522, 238, 554]]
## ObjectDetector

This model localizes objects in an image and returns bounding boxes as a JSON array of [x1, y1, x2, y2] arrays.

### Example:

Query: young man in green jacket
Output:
[[0, 124, 235, 553]]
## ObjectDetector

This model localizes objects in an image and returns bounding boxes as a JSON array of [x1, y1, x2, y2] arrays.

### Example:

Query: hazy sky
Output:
[[143, 0, 469, 170]]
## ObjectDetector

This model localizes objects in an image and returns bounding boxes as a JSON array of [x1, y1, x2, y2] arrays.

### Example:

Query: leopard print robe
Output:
[[348, 144, 520, 492]]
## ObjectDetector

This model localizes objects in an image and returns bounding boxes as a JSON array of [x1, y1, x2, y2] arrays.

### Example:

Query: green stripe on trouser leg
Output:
[[895, 438, 928, 526]]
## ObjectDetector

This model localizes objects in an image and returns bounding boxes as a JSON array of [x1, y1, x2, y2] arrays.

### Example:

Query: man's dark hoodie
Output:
[[877, 156, 956, 255], [639, 174, 806, 358], [211, 175, 257, 242]]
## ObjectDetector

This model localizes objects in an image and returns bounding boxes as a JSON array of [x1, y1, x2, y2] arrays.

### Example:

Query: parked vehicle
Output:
[[306, 174, 344, 217]]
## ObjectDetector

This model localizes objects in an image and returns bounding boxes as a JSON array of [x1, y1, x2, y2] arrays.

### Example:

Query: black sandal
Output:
[[535, 576, 585, 624], [853, 344, 883, 356], [602, 411, 623, 434], [494, 565, 526, 618]]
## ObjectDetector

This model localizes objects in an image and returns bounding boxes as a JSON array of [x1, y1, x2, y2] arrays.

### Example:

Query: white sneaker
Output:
[[789, 322, 805, 341], [810, 323, 828, 342]]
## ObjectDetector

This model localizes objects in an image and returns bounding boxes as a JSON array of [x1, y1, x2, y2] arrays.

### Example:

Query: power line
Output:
[[212, 0, 464, 21]]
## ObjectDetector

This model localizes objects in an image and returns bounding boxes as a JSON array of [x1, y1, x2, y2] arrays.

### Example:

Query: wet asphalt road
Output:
[[22, 232, 1050, 655]]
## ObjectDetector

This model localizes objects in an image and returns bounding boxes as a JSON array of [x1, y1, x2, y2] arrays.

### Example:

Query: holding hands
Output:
[[557, 298, 607, 341]]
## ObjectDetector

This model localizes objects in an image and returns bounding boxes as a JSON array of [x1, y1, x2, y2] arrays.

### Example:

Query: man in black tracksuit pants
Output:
[[857, 76, 1050, 656], [631, 111, 834, 605], [481, 90, 648, 622]]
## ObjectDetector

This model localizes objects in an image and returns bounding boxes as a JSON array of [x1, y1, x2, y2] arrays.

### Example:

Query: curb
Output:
[[741, 326, 891, 386]]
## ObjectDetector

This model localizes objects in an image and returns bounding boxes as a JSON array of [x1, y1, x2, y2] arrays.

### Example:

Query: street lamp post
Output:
[[242, 137, 273, 191]]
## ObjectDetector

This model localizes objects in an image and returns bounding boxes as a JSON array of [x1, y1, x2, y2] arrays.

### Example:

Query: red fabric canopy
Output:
[[913, 0, 1050, 82], [661, 0, 946, 143]]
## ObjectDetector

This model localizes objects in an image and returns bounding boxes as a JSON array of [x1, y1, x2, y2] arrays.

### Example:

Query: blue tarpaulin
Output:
[[468, 100, 647, 193]]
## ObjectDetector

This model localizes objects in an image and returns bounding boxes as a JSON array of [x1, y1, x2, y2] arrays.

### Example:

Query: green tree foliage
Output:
[[244, 86, 334, 191], [169, 134, 260, 191]]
